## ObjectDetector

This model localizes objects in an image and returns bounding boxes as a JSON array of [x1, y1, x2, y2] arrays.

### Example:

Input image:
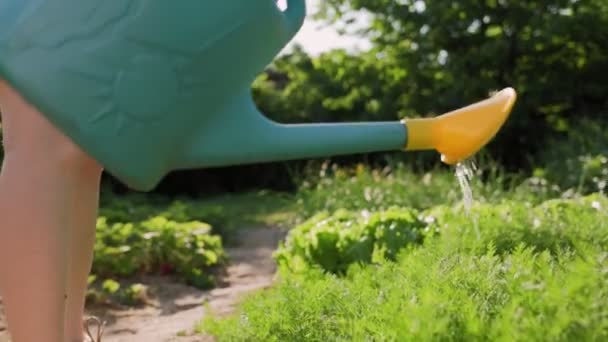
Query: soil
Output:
[[0, 226, 285, 342]]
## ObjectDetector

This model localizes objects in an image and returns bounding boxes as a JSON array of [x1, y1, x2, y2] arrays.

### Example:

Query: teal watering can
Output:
[[0, 0, 517, 191]]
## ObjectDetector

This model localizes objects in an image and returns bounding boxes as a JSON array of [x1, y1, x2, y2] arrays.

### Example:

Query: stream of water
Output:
[[455, 159, 477, 213]]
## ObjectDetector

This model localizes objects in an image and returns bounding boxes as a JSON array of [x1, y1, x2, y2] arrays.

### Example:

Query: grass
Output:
[[194, 158, 608, 341], [190, 190, 299, 229], [198, 194, 608, 341]]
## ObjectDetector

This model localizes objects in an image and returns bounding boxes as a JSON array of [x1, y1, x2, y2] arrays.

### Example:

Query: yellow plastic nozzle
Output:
[[403, 87, 517, 165]]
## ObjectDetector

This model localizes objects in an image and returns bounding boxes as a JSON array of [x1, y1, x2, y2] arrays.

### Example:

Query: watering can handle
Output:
[[283, 0, 307, 41]]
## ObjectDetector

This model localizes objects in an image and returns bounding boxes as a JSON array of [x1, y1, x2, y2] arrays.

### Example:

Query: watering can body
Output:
[[0, 0, 516, 191]]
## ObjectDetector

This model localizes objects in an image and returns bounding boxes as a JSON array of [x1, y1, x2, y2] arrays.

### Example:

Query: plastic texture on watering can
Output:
[[0, 0, 517, 192]]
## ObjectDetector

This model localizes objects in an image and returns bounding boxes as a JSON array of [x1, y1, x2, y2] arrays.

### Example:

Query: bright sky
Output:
[[278, 0, 371, 56]]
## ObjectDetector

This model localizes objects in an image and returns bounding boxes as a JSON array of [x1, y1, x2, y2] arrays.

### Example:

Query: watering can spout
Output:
[[180, 89, 407, 169], [182, 87, 516, 171], [403, 87, 517, 164]]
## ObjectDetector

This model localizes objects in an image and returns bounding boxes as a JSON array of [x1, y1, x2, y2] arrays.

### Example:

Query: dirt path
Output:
[[0, 226, 285, 342]]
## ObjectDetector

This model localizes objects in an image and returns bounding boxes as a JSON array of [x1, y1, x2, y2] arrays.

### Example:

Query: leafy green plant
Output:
[[93, 192, 229, 290], [87, 188, 298, 301], [92, 216, 225, 289], [274, 207, 427, 274]]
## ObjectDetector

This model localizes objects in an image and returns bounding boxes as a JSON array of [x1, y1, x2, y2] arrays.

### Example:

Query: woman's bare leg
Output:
[[0, 80, 101, 342], [64, 165, 102, 342]]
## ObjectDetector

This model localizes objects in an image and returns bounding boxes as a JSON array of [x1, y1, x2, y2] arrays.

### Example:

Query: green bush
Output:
[[92, 193, 230, 290], [93, 216, 225, 289], [85, 190, 300, 304], [201, 194, 608, 341], [274, 207, 426, 274]]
